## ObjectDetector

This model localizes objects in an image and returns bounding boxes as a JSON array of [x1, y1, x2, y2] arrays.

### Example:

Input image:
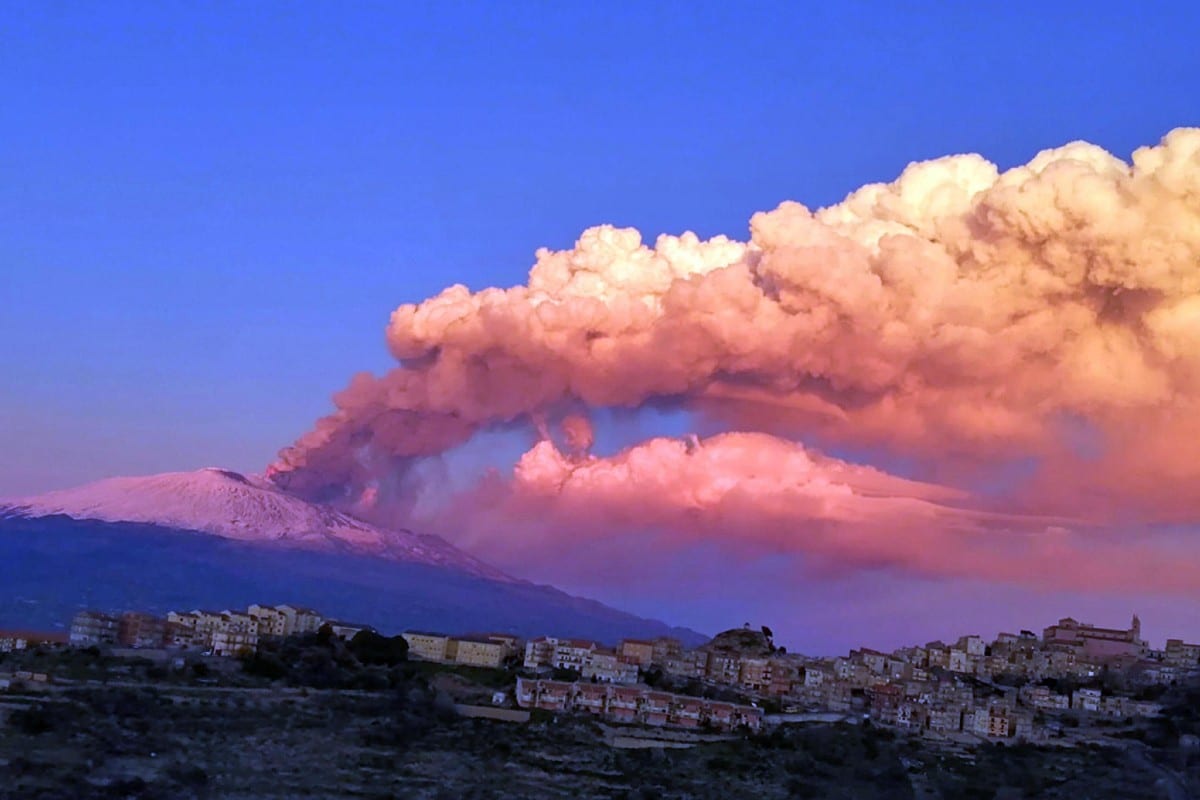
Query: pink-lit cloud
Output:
[[269, 128, 1200, 591], [410, 432, 1200, 595]]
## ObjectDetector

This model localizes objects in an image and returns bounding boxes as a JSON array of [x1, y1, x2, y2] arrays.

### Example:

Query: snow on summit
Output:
[[2, 468, 509, 581]]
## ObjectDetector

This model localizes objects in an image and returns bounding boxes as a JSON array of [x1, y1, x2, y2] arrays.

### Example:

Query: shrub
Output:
[[240, 651, 287, 680], [167, 763, 209, 788], [349, 630, 409, 666], [11, 704, 58, 735]]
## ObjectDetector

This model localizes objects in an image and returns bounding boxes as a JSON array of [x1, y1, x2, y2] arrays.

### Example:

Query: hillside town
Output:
[[3, 606, 1196, 744], [64, 605, 373, 656], [505, 616, 1197, 742]]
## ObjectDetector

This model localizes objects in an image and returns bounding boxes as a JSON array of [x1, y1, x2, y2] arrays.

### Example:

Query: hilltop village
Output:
[[2, 606, 1192, 744], [417, 615, 1195, 742], [4, 606, 1200, 798]]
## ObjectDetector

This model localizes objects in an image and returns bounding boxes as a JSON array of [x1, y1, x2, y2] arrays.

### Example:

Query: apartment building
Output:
[[948, 649, 973, 673], [926, 705, 963, 733], [1019, 684, 1070, 710], [955, 635, 987, 657], [515, 678, 763, 732], [166, 610, 226, 649], [1165, 639, 1200, 668], [738, 658, 771, 692], [453, 637, 509, 669], [858, 649, 888, 675], [868, 683, 903, 724], [211, 627, 258, 657], [404, 631, 453, 662], [896, 702, 926, 729], [580, 649, 638, 684], [275, 605, 325, 636], [247, 605, 289, 637], [618, 639, 655, 668], [117, 612, 168, 648], [1071, 687, 1103, 712], [651, 637, 683, 664], [833, 657, 871, 687], [706, 653, 741, 684], [523, 636, 557, 669], [574, 682, 609, 714], [663, 650, 708, 679], [967, 704, 1015, 738], [69, 611, 120, 646], [551, 639, 598, 672]]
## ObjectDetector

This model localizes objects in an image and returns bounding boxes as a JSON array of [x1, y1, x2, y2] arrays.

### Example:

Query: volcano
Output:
[[0, 469, 703, 644]]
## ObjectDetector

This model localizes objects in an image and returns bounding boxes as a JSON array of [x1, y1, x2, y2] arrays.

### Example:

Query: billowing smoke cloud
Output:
[[415, 432, 1200, 594], [270, 128, 1200, 586]]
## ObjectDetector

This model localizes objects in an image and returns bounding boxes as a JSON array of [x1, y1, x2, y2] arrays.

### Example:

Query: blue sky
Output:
[[3, 1, 1198, 496]]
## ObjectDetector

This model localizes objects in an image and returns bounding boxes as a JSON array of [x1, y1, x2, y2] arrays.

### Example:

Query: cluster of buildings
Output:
[[503, 616, 1198, 740], [515, 677, 763, 732], [410, 615, 1200, 740], [0, 669, 51, 691], [42, 607, 1200, 742], [637, 615, 1194, 741], [518, 631, 785, 691], [69, 605, 371, 656], [521, 636, 652, 683], [401, 631, 521, 669], [0, 630, 68, 653]]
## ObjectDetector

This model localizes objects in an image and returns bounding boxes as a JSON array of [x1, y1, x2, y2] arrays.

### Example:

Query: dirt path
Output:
[[1124, 743, 1193, 800]]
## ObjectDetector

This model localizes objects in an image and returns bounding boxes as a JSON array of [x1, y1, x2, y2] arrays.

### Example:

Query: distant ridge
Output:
[[2, 467, 507, 580], [0, 470, 707, 645]]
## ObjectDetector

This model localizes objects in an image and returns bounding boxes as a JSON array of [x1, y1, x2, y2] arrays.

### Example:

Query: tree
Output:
[[349, 630, 409, 666]]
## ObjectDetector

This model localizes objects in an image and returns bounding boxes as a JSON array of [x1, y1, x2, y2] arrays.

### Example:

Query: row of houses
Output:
[[862, 676, 1164, 740], [643, 616, 1198, 706], [69, 605, 371, 656], [515, 677, 763, 732], [0, 630, 68, 653], [0, 669, 52, 691], [397, 630, 686, 683], [783, 618, 1181, 740], [868, 682, 1035, 737], [401, 631, 520, 669], [522, 636, 642, 683], [572, 617, 1189, 742], [522, 634, 799, 689]]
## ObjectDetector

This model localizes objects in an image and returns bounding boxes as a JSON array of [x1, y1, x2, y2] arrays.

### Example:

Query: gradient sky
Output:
[[4, 3, 1200, 652]]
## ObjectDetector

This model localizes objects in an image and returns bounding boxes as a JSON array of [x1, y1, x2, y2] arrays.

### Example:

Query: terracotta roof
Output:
[[564, 639, 597, 649]]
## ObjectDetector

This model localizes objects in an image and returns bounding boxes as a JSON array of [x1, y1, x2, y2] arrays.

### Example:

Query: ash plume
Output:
[[270, 128, 1200, 582]]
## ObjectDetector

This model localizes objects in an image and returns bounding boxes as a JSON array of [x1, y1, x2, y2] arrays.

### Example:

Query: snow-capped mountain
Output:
[[0, 467, 708, 644], [1, 467, 508, 581]]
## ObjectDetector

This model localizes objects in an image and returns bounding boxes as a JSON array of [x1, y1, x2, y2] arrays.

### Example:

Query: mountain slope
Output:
[[0, 470, 707, 644], [0, 516, 705, 644], [2, 468, 507, 580]]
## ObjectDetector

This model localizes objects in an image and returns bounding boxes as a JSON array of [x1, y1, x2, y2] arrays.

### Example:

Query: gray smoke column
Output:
[[270, 128, 1200, 524]]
